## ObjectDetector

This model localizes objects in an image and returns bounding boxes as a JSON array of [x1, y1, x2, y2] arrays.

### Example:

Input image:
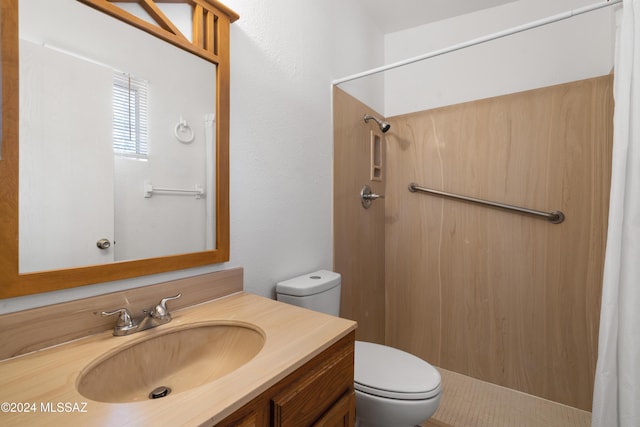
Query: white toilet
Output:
[[276, 270, 442, 427]]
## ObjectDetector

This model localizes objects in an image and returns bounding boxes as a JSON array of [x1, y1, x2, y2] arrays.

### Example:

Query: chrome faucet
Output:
[[101, 293, 182, 336]]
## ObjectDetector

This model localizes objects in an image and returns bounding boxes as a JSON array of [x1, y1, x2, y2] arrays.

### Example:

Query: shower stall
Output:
[[333, 0, 619, 416]]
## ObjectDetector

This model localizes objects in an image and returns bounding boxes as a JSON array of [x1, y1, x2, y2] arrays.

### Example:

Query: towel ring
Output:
[[175, 119, 195, 144]]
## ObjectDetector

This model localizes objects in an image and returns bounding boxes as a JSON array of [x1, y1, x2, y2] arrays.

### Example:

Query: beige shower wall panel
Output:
[[384, 75, 613, 411], [333, 87, 386, 345]]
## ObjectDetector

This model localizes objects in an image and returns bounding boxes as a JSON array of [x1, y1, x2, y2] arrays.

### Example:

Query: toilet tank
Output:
[[276, 270, 341, 316]]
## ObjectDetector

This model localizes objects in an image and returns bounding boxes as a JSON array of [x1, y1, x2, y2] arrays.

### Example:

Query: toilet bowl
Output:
[[354, 341, 441, 427], [276, 270, 442, 427]]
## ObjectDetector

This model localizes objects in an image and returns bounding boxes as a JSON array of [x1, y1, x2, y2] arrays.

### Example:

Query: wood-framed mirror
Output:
[[0, 0, 238, 298]]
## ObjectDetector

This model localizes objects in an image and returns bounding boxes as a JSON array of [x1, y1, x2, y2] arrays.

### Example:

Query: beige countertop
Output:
[[0, 292, 356, 426]]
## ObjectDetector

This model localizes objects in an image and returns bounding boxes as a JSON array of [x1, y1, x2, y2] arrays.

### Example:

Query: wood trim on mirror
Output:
[[78, 0, 239, 64], [0, 0, 236, 298]]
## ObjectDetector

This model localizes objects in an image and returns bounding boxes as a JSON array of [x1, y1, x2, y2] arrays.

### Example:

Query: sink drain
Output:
[[149, 386, 171, 399]]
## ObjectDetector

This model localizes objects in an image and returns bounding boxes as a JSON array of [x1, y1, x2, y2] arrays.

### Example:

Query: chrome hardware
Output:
[[96, 238, 111, 249], [101, 308, 137, 334], [408, 182, 565, 224], [149, 386, 171, 399], [149, 293, 182, 322], [102, 293, 182, 336], [360, 184, 385, 209], [363, 114, 391, 133]]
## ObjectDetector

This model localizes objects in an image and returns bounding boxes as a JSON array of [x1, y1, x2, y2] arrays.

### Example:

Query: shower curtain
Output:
[[592, 0, 640, 426]]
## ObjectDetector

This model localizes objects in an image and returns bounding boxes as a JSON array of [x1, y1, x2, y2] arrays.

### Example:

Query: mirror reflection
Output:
[[19, 0, 216, 273]]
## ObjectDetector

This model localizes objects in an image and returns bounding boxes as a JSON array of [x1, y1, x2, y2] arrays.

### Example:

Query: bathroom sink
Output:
[[76, 322, 265, 403]]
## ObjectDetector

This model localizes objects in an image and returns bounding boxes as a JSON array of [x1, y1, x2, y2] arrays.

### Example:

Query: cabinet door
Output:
[[272, 342, 354, 427], [217, 333, 355, 427], [312, 391, 355, 427]]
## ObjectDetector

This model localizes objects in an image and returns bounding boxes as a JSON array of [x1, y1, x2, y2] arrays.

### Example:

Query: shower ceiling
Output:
[[358, 0, 518, 33]]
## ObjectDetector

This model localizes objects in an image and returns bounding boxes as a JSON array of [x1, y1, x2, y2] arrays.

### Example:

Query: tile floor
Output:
[[422, 368, 591, 427]]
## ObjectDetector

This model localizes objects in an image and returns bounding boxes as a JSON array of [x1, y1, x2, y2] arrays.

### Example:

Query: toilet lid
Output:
[[354, 341, 442, 400]]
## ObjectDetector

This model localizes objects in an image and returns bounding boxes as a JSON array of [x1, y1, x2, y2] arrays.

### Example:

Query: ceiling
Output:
[[358, 0, 519, 34]]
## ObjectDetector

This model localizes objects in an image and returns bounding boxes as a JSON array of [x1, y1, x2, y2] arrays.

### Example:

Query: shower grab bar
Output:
[[408, 182, 565, 224], [144, 180, 205, 199]]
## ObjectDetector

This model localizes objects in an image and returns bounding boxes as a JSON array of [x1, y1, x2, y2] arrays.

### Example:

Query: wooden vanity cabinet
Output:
[[216, 331, 355, 427]]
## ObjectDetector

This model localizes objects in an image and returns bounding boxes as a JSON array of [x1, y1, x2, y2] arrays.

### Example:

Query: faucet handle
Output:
[[101, 308, 137, 328], [151, 293, 182, 320]]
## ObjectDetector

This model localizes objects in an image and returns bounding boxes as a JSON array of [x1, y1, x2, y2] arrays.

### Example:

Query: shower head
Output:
[[363, 114, 390, 133]]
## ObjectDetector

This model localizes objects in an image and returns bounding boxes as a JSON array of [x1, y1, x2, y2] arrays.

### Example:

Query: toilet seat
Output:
[[354, 341, 441, 400]]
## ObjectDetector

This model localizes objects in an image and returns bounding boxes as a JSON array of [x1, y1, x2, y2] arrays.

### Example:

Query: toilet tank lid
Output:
[[275, 270, 341, 296]]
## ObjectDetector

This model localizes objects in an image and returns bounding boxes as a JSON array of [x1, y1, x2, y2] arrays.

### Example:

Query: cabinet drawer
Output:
[[312, 390, 355, 427], [216, 413, 257, 427], [272, 341, 354, 427]]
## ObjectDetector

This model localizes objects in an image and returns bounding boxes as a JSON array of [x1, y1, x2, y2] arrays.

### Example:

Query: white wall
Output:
[[224, 0, 384, 296], [384, 0, 617, 117], [0, 0, 383, 312]]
